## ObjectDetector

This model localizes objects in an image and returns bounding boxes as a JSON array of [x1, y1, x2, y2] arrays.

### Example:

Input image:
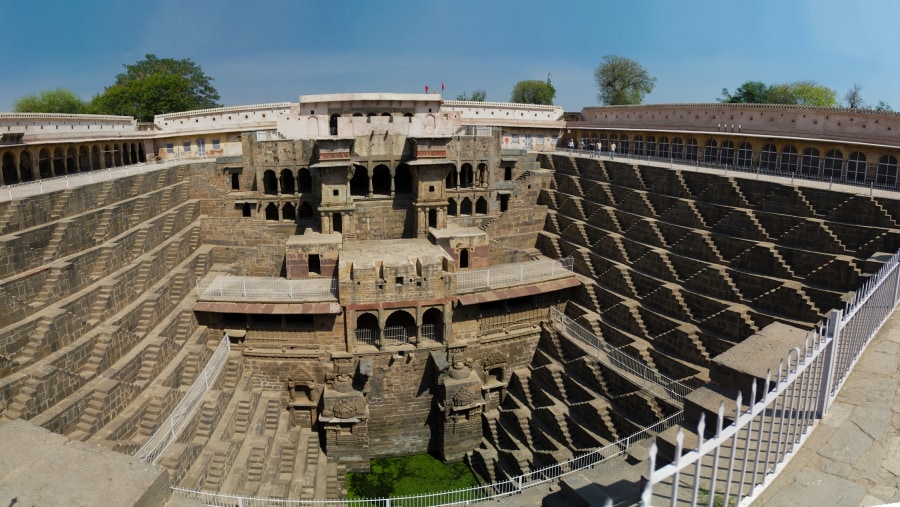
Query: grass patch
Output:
[[347, 454, 478, 500]]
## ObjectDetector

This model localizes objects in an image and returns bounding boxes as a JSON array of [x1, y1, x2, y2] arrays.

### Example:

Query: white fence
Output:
[[0, 158, 207, 202], [641, 249, 900, 506], [549, 307, 693, 403], [456, 257, 573, 294], [197, 276, 338, 302], [135, 336, 230, 463]]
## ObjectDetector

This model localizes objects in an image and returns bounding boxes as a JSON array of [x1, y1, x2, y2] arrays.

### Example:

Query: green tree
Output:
[[594, 55, 656, 105], [768, 81, 837, 107], [91, 54, 220, 120], [876, 101, 893, 112], [13, 88, 87, 113], [510, 80, 555, 105], [720, 81, 771, 103], [456, 89, 487, 101]]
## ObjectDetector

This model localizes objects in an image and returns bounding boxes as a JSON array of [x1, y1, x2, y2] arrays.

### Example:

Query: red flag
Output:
[[441, 81, 445, 91], [425, 85, 429, 94]]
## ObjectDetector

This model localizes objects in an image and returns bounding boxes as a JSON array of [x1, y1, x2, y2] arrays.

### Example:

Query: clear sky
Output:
[[2, 0, 898, 113]]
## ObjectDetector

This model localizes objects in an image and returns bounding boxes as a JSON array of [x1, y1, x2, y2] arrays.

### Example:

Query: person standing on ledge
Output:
[[595, 140, 601, 158], [610, 142, 616, 159], [567, 139, 574, 152]]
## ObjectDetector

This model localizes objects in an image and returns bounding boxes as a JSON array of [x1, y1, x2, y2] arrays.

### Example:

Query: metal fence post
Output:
[[816, 309, 842, 416]]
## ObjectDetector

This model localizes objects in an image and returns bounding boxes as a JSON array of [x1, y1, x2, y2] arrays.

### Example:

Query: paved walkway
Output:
[[753, 310, 900, 506]]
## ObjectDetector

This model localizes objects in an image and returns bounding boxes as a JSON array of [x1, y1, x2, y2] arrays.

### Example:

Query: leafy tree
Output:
[[768, 81, 837, 107], [510, 80, 556, 105], [90, 73, 201, 121], [456, 89, 487, 101], [720, 81, 771, 103], [876, 101, 893, 112], [13, 88, 86, 114], [91, 54, 220, 120], [844, 83, 866, 109], [594, 55, 656, 105]]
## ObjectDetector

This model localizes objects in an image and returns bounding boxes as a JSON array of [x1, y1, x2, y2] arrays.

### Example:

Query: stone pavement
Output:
[[753, 310, 900, 506]]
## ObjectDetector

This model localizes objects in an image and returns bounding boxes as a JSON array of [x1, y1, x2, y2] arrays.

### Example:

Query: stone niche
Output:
[[430, 227, 489, 269], [438, 358, 485, 462], [285, 231, 342, 279]]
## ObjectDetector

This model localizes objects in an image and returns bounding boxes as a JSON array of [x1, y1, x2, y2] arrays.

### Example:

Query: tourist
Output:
[[567, 139, 574, 152], [610, 142, 616, 159], [595, 141, 601, 158]]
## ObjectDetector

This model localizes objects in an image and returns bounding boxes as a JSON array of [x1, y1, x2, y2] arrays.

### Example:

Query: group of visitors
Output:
[[565, 138, 616, 159]]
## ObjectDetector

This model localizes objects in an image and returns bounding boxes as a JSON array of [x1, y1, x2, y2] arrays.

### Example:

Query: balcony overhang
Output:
[[456, 276, 581, 306]]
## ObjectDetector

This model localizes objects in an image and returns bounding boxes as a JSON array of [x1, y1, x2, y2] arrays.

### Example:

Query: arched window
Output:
[[459, 248, 470, 268], [395, 164, 412, 194], [372, 165, 391, 195], [90, 145, 101, 170], [876, 155, 898, 187], [685, 138, 698, 161], [703, 139, 717, 164], [53, 148, 66, 175], [79, 146, 90, 172], [461, 163, 474, 187], [476, 196, 488, 214], [19, 151, 33, 182], [720, 141, 735, 166], [633, 135, 643, 156], [658, 136, 669, 158], [645, 135, 656, 158], [619, 135, 629, 155], [103, 144, 113, 168], [2, 152, 18, 185], [847, 152, 867, 182], [421, 308, 444, 343], [760, 144, 778, 171], [460, 197, 473, 215], [384, 310, 416, 345], [280, 169, 295, 194], [66, 147, 77, 173], [737, 142, 753, 168], [800, 147, 820, 175], [355, 313, 379, 347], [350, 165, 369, 196], [298, 168, 312, 193], [448, 198, 457, 216], [263, 170, 278, 195], [39, 148, 52, 178], [446, 167, 458, 188], [477, 163, 488, 186], [282, 202, 296, 221], [780, 145, 798, 173], [265, 203, 279, 221], [671, 137, 684, 159], [823, 149, 843, 179]]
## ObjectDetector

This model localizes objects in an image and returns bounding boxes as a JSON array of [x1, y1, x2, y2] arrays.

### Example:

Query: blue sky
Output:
[[2, 0, 898, 113]]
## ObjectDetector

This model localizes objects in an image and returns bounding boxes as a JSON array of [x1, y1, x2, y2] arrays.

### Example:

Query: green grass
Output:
[[347, 454, 479, 501]]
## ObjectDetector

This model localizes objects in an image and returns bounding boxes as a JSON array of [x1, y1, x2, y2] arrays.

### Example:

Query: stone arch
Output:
[[138, 143, 146, 163], [395, 164, 412, 194], [39, 148, 52, 179], [350, 165, 368, 197], [384, 310, 416, 344], [448, 198, 457, 216], [760, 143, 778, 171], [2, 152, 18, 185], [298, 168, 313, 193], [703, 139, 717, 164], [103, 144, 113, 168], [461, 163, 474, 187], [282, 202, 296, 221], [422, 307, 444, 342], [53, 148, 66, 175], [780, 145, 798, 173], [619, 134, 629, 154], [298, 201, 314, 220], [372, 164, 391, 195], [307, 116, 319, 137], [355, 312, 379, 346], [79, 146, 90, 172], [265, 202, 279, 221], [424, 114, 435, 129], [460, 197, 473, 215], [483, 350, 508, 383], [459, 248, 470, 268], [66, 147, 77, 173], [475, 196, 488, 214], [263, 170, 278, 195], [280, 169, 295, 194], [847, 151, 867, 182], [801, 147, 820, 175], [646, 135, 656, 157], [19, 150, 34, 182], [824, 149, 843, 179], [633, 135, 644, 156], [114, 144, 123, 166], [477, 163, 488, 185], [876, 154, 898, 187], [446, 167, 458, 188], [90, 145, 101, 170]]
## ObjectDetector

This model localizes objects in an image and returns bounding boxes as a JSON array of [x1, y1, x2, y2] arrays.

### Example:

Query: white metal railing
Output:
[[196, 276, 338, 302], [135, 336, 230, 463], [0, 158, 200, 202], [171, 410, 682, 506], [456, 257, 574, 294], [641, 248, 900, 506], [421, 323, 442, 342], [355, 328, 378, 347], [382, 325, 414, 345], [549, 307, 693, 403]]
